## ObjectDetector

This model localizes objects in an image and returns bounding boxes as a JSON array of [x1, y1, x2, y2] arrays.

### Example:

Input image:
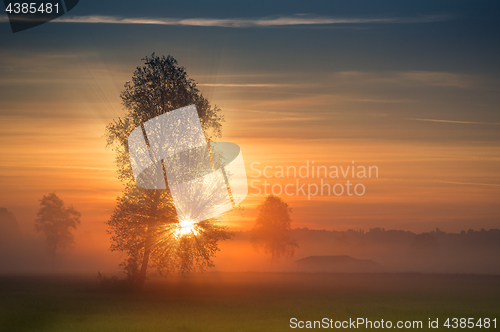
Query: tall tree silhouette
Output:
[[34, 193, 81, 256], [252, 195, 298, 261], [105, 54, 231, 290]]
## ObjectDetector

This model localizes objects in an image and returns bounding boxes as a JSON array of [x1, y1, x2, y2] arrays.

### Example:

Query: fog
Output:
[[1, 207, 499, 276]]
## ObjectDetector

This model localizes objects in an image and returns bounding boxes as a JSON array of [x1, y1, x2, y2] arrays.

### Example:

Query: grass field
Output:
[[0, 273, 498, 331]]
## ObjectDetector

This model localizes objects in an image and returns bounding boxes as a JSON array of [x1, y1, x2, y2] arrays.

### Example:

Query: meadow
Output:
[[0, 272, 498, 331]]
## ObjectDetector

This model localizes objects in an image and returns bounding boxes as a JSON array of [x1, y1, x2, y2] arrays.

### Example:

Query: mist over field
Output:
[[2, 205, 499, 275], [215, 228, 500, 274]]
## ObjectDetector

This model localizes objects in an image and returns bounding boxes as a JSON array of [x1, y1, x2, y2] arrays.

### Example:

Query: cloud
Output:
[[384, 178, 500, 188], [396, 71, 471, 88], [198, 83, 290, 87], [24, 14, 453, 28], [335, 71, 474, 88], [434, 180, 500, 187], [407, 118, 500, 126]]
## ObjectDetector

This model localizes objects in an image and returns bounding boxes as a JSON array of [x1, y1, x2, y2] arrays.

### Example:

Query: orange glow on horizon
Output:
[[0, 61, 498, 262]]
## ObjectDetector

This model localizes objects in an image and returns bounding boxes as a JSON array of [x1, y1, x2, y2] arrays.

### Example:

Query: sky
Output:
[[0, 0, 499, 264]]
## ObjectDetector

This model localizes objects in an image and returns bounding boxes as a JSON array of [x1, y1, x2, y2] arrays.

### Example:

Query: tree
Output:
[[0, 207, 21, 247], [105, 54, 231, 290], [0, 207, 20, 237], [34, 193, 81, 256], [251, 195, 298, 261]]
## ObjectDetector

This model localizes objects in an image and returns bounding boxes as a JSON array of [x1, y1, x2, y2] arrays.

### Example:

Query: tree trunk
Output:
[[134, 190, 161, 290]]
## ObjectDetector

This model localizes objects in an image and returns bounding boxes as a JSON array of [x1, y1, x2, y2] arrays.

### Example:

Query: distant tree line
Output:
[[289, 227, 500, 248], [236, 226, 500, 274]]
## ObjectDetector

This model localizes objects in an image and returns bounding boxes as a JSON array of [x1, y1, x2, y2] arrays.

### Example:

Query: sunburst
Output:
[[173, 218, 198, 237]]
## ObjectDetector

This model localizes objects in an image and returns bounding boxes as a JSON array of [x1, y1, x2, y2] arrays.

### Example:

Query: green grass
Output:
[[0, 273, 498, 331]]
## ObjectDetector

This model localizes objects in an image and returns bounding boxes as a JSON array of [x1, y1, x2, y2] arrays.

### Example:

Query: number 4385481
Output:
[[444, 318, 497, 329], [5, 2, 59, 14]]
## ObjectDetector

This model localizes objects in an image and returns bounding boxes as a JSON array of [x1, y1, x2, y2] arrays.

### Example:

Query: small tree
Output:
[[34, 193, 81, 256], [251, 195, 298, 261], [0, 207, 20, 238], [0, 208, 21, 248]]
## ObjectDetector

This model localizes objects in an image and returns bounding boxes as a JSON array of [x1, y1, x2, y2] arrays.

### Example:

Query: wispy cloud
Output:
[[336, 71, 474, 88], [0, 164, 115, 171], [385, 178, 500, 188], [407, 118, 500, 126], [434, 180, 500, 187], [198, 83, 290, 87], [396, 71, 471, 88], [23, 14, 453, 28]]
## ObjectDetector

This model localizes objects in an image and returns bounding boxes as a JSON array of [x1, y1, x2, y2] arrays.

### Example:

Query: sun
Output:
[[174, 218, 198, 237]]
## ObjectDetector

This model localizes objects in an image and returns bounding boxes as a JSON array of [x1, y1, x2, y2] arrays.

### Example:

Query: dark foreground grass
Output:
[[0, 273, 498, 331]]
